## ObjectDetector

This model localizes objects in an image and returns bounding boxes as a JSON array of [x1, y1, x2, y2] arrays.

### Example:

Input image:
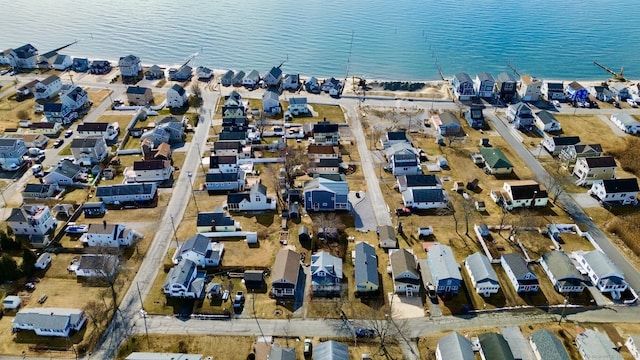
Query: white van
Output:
[[35, 252, 52, 270], [31, 164, 43, 174]]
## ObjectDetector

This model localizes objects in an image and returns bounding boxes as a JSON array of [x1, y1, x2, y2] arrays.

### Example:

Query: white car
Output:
[[552, 100, 561, 108], [627, 99, 638, 108]]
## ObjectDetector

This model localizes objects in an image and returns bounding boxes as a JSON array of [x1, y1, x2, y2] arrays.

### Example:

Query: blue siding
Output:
[[305, 189, 335, 211]]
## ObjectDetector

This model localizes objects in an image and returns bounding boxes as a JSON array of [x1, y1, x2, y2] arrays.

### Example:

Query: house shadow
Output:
[[169, 106, 189, 116], [441, 281, 476, 316]]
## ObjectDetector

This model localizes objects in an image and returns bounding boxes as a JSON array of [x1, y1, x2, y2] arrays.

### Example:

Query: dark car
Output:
[[233, 291, 245, 308], [53, 139, 64, 148], [395, 207, 411, 216], [355, 328, 376, 338]]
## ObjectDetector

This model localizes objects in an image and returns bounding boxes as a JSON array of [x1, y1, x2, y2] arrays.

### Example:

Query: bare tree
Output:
[[16, 109, 30, 120], [189, 82, 203, 109], [543, 173, 567, 203], [461, 194, 475, 236], [84, 300, 108, 327], [355, 299, 410, 358], [281, 146, 308, 187], [312, 213, 346, 239]]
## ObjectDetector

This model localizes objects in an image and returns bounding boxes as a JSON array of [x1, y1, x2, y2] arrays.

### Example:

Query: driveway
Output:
[[389, 293, 424, 319], [570, 193, 601, 208], [350, 191, 377, 232]]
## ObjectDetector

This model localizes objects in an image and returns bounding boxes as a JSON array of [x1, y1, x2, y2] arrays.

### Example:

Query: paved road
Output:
[[90, 91, 217, 359], [486, 111, 640, 295]]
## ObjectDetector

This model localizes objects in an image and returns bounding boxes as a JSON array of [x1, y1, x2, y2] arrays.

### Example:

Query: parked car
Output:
[[64, 130, 73, 138], [395, 207, 411, 216], [304, 339, 313, 357], [221, 290, 230, 301], [355, 328, 376, 338], [53, 139, 64, 148], [234, 291, 245, 306]]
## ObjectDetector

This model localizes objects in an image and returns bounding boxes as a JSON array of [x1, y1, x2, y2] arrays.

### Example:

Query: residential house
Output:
[[24, 122, 62, 137], [209, 155, 239, 173], [610, 113, 640, 134], [141, 140, 172, 161], [609, 83, 631, 101], [305, 76, 320, 93], [427, 243, 462, 297], [559, 143, 603, 166], [168, 65, 193, 82], [244, 270, 265, 291], [118, 54, 142, 77], [156, 116, 186, 142], [529, 329, 570, 360], [22, 184, 58, 200], [589, 85, 613, 102], [242, 69, 260, 88], [226, 183, 276, 212], [231, 70, 245, 86], [61, 85, 89, 111], [282, 73, 300, 91], [262, 90, 282, 114], [573, 156, 617, 186], [501, 253, 539, 293], [625, 335, 640, 360], [163, 259, 205, 299], [125, 353, 203, 360], [543, 82, 565, 100], [575, 329, 623, 360], [288, 97, 309, 115], [465, 106, 484, 129], [478, 333, 515, 360], [220, 70, 234, 86], [74, 254, 119, 278], [77, 122, 119, 142], [78, 203, 107, 219], [124, 160, 173, 183], [12, 308, 86, 338], [89, 60, 112, 74], [575, 250, 628, 299], [7, 204, 57, 236], [534, 110, 561, 132], [313, 341, 349, 360], [436, 332, 474, 360], [263, 66, 283, 87], [12, 43, 39, 68], [80, 223, 133, 247], [313, 120, 340, 145], [303, 176, 350, 211], [220, 130, 247, 143], [34, 75, 62, 100], [2, 133, 48, 149], [307, 145, 340, 161], [565, 81, 589, 102], [52, 54, 72, 71], [479, 147, 514, 175], [96, 183, 158, 205], [222, 90, 247, 119], [507, 102, 535, 129], [145, 65, 164, 80], [166, 84, 188, 108], [377, 225, 398, 249], [311, 251, 343, 296], [174, 234, 224, 267], [452, 72, 475, 100], [431, 111, 462, 136], [43, 160, 84, 186], [196, 209, 239, 233], [271, 248, 301, 297], [195, 66, 213, 81], [540, 251, 585, 293], [402, 187, 448, 209], [0, 138, 27, 168], [518, 74, 542, 101], [542, 136, 581, 155], [474, 72, 495, 98], [396, 174, 440, 192], [354, 242, 379, 294], [496, 72, 517, 102], [126, 86, 153, 106], [70, 137, 108, 165], [390, 249, 420, 296], [385, 143, 421, 175], [379, 131, 409, 149], [589, 178, 639, 205], [213, 141, 243, 156], [502, 180, 549, 208], [308, 158, 342, 175], [37, 51, 58, 69], [140, 128, 170, 147], [320, 77, 343, 96], [269, 345, 296, 360], [464, 253, 500, 297], [43, 103, 77, 124]]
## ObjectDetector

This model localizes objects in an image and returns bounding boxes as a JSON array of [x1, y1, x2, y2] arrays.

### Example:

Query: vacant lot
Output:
[[117, 334, 254, 360], [0, 92, 36, 132], [554, 114, 627, 152]]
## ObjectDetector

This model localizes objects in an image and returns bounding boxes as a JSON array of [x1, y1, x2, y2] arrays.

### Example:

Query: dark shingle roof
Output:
[[133, 160, 167, 171], [501, 253, 537, 283], [411, 188, 444, 203], [179, 234, 210, 256], [507, 181, 547, 200], [170, 84, 185, 96], [196, 211, 235, 228], [70, 137, 100, 148], [601, 178, 639, 193], [205, 172, 238, 182], [404, 174, 438, 188], [530, 329, 570, 360], [479, 333, 515, 360], [126, 86, 150, 95], [96, 183, 156, 197], [77, 122, 109, 132], [584, 156, 616, 168], [313, 121, 339, 133], [551, 136, 581, 146]]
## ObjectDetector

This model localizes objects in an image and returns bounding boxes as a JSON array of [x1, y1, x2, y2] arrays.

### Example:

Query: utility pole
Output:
[[136, 282, 150, 348], [558, 296, 569, 325], [188, 171, 199, 213], [193, 142, 206, 175]]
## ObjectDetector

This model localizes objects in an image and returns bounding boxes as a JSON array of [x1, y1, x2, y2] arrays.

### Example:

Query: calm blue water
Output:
[[1, 0, 639, 81]]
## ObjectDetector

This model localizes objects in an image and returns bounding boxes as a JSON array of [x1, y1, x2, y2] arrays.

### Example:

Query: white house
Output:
[[174, 234, 224, 267], [96, 183, 158, 205], [542, 136, 581, 156], [575, 250, 628, 300], [502, 180, 548, 208], [540, 251, 585, 293], [313, 121, 340, 145], [430, 111, 461, 136], [625, 335, 640, 360], [61, 85, 89, 111], [518, 74, 542, 101], [77, 122, 119, 142], [263, 67, 283, 87], [401, 188, 449, 209], [573, 156, 617, 186], [12, 308, 86, 337], [11, 44, 39, 69], [52, 54, 72, 70], [242, 69, 260, 88], [307, 145, 341, 161], [385, 143, 420, 176], [501, 253, 539, 293], [271, 249, 301, 298], [79, 223, 138, 247], [452, 72, 475, 100], [70, 137, 108, 165], [119, 54, 142, 77], [124, 160, 173, 183], [262, 90, 281, 114], [0, 138, 28, 169], [74, 254, 119, 278], [43, 160, 85, 186], [196, 66, 213, 80], [576, 330, 623, 360], [225, 183, 276, 212], [288, 97, 309, 115], [464, 253, 500, 297], [282, 73, 300, 91], [474, 72, 495, 98], [6, 204, 57, 236], [166, 84, 188, 108], [589, 178, 639, 206], [163, 258, 205, 299], [379, 131, 410, 149], [389, 249, 420, 297], [610, 113, 640, 134], [34, 75, 62, 100], [534, 110, 561, 132]]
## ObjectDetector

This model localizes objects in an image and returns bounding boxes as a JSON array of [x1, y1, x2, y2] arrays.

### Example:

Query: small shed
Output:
[[298, 226, 311, 244], [289, 202, 299, 219], [206, 283, 222, 299], [377, 225, 398, 249], [244, 270, 266, 291], [83, 202, 106, 218], [475, 201, 486, 212], [246, 232, 258, 245], [437, 157, 449, 168], [2, 295, 21, 310]]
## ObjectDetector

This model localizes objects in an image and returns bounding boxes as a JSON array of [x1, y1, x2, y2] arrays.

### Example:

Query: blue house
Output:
[[426, 243, 462, 297], [465, 106, 484, 129], [565, 81, 589, 102], [43, 102, 76, 124], [72, 58, 89, 72], [354, 242, 379, 294], [303, 176, 350, 211]]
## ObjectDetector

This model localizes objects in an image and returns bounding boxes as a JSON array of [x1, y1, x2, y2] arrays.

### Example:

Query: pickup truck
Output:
[[233, 291, 245, 308]]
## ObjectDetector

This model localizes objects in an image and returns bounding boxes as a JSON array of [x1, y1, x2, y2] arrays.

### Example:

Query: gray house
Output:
[[313, 341, 348, 360], [96, 183, 157, 205], [529, 329, 570, 360], [70, 137, 108, 165], [220, 70, 234, 86], [478, 333, 515, 360], [43, 160, 84, 186], [436, 332, 474, 360], [500, 253, 539, 293], [205, 171, 242, 192], [464, 253, 500, 297], [426, 243, 462, 297], [496, 72, 517, 102], [507, 102, 534, 129], [575, 329, 623, 360], [263, 66, 283, 87], [540, 251, 585, 293], [262, 90, 282, 114]]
